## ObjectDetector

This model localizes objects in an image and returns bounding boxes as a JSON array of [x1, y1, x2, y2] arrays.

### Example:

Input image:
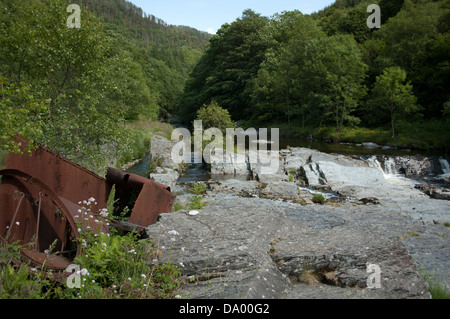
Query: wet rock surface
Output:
[[146, 137, 450, 299]]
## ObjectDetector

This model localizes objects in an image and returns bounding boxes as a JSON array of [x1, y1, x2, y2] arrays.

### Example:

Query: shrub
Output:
[[312, 193, 325, 204], [189, 183, 208, 195]]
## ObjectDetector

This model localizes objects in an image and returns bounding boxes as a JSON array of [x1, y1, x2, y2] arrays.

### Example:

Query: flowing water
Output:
[[128, 137, 449, 186]]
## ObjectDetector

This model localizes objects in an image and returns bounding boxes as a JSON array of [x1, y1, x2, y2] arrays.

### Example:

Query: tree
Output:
[[369, 67, 419, 138], [0, 76, 48, 153], [178, 9, 269, 123], [195, 100, 236, 133], [302, 34, 368, 131]]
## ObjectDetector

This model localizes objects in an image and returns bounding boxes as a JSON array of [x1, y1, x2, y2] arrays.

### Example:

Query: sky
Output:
[[128, 0, 336, 34]]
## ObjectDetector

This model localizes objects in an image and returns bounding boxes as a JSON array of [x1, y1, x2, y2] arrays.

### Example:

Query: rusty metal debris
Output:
[[0, 140, 174, 272]]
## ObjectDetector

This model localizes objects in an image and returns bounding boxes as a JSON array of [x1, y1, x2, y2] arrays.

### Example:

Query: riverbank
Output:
[[267, 119, 450, 154]]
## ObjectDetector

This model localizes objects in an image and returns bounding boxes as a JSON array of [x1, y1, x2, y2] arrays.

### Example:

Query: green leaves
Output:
[[369, 67, 419, 137], [0, 76, 48, 154]]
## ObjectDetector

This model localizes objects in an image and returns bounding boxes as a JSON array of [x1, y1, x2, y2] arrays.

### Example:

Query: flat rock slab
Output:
[[146, 196, 439, 299]]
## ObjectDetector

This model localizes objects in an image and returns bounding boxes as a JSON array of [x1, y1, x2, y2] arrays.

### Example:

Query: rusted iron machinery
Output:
[[0, 141, 174, 273]]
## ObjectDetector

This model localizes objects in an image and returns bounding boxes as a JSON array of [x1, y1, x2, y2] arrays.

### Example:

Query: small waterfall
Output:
[[366, 156, 384, 173], [382, 157, 398, 176], [365, 155, 411, 185], [439, 158, 450, 176]]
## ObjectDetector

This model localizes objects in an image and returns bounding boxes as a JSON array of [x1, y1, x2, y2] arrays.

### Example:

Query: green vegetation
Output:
[[0, 207, 182, 299], [196, 101, 236, 133], [419, 268, 450, 299], [188, 196, 205, 210], [178, 0, 450, 151], [0, 0, 209, 174], [312, 193, 326, 205], [189, 183, 208, 196]]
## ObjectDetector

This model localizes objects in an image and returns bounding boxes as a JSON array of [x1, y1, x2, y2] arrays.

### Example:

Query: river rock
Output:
[[150, 135, 179, 169], [150, 167, 179, 190]]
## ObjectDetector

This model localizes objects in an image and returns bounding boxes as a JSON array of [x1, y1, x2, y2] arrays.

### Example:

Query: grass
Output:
[[419, 268, 450, 299]]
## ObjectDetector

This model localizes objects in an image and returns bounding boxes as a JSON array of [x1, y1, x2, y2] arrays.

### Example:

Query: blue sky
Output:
[[128, 0, 336, 34]]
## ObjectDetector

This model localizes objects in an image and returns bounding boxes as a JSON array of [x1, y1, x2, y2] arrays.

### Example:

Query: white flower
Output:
[[181, 247, 185, 252], [179, 262, 185, 268], [170, 237, 176, 242], [101, 243, 107, 247], [80, 268, 89, 276], [88, 197, 95, 203], [168, 230, 179, 236], [141, 274, 146, 278], [15, 222, 20, 226], [128, 277, 132, 281], [175, 295, 181, 299]]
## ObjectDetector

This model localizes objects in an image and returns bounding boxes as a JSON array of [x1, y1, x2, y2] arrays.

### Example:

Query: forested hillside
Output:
[[178, 0, 450, 150], [0, 0, 210, 172]]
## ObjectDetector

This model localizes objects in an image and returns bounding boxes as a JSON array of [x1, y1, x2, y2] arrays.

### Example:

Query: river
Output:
[[128, 137, 450, 185]]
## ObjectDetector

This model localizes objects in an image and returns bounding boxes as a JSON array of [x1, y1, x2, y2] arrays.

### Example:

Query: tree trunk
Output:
[[391, 116, 396, 138]]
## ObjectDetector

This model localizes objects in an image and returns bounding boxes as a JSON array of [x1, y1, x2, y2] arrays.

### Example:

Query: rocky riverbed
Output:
[[145, 136, 450, 299]]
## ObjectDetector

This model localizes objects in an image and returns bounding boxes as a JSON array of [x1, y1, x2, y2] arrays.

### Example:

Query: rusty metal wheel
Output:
[[0, 169, 81, 272]]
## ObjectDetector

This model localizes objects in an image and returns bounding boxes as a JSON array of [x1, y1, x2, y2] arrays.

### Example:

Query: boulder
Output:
[[150, 167, 179, 190], [150, 135, 179, 169]]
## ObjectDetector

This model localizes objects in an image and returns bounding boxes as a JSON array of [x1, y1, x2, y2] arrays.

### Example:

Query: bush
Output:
[[196, 100, 236, 133], [312, 193, 325, 204]]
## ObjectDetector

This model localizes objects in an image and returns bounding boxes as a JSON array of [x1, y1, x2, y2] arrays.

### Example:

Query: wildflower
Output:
[[175, 295, 182, 299], [168, 230, 179, 236], [15, 222, 20, 226], [101, 243, 107, 247], [128, 277, 132, 281], [79, 268, 89, 276], [170, 237, 176, 242], [181, 247, 185, 252], [179, 262, 185, 268], [77, 209, 82, 213], [88, 197, 95, 203], [141, 274, 146, 278], [128, 249, 136, 254], [99, 208, 108, 217]]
